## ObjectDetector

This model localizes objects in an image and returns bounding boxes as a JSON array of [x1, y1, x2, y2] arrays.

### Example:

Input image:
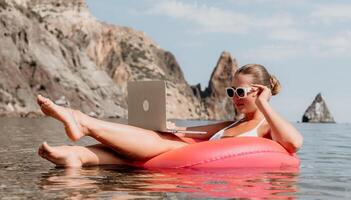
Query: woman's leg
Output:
[[38, 142, 130, 167], [37, 95, 188, 161]]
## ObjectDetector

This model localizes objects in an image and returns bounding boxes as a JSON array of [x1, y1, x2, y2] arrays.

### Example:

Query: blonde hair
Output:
[[235, 64, 281, 95]]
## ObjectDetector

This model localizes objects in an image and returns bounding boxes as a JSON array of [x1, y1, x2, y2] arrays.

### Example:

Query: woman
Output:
[[38, 64, 303, 167]]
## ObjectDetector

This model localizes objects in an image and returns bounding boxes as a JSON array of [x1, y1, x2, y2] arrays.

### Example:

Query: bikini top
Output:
[[209, 118, 265, 141]]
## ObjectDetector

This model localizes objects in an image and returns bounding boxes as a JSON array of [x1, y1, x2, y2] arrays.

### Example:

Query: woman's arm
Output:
[[170, 121, 233, 139], [253, 84, 303, 153]]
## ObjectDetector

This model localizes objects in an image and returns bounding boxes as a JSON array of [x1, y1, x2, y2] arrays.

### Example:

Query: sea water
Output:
[[0, 117, 350, 199]]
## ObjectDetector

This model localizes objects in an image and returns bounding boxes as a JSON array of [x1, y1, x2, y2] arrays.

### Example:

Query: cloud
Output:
[[256, 14, 309, 41], [147, 1, 250, 33], [226, 0, 309, 6], [143, 1, 351, 61], [309, 31, 351, 57], [310, 4, 351, 20], [145, 0, 306, 40], [268, 29, 310, 41], [242, 45, 302, 61], [257, 14, 296, 29], [244, 31, 351, 61]]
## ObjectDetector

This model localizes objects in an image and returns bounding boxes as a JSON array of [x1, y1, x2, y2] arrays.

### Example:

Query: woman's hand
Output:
[[167, 121, 187, 131], [252, 84, 303, 153], [166, 121, 187, 137], [166, 121, 178, 130], [251, 84, 272, 106]]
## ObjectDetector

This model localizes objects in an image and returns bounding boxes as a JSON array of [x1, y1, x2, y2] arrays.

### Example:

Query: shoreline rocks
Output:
[[0, 0, 238, 120]]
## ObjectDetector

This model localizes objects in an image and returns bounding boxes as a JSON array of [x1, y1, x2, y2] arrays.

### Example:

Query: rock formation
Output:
[[302, 93, 335, 123], [0, 0, 238, 120], [191, 52, 238, 120]]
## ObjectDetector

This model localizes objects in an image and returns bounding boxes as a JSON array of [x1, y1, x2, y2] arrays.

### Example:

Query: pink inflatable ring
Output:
[[139, 137, 300, 169]]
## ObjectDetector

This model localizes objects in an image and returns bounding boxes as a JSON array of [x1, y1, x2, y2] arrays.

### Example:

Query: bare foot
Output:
[[37, 95, 84, 141], [38, 142, 83, 168]]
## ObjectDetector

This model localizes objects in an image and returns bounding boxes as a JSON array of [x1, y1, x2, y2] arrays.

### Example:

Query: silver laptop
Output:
[[127, 80, 207, 134]]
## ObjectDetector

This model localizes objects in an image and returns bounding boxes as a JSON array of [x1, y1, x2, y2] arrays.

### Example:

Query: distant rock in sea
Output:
[[302, 93, 335, 123], [0, 0, 239, 120]]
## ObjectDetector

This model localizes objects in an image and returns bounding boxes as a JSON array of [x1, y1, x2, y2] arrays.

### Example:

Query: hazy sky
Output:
[[86, 0, 351, 123]]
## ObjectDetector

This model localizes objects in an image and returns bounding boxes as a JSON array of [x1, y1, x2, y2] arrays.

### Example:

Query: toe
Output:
[[43, 100, 51, 107], [42, 142, 53, 152], [41, 98, 54, 109], [37, 95, 53, 108], [38, 148, 47, 159], [37, 95, 44, 106], [38, 147, 43, 157]]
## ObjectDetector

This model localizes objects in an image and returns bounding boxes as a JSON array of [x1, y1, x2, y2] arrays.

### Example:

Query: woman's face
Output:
[[230, 74, 258, 114]]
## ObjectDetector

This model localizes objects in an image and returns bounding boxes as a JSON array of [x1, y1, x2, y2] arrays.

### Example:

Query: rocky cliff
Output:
[[302, 93, 335, 123], [0, 0, 237, 120], [191, 52, 237, 120]]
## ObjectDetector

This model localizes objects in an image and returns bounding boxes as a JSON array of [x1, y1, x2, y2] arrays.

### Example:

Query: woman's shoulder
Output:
[[258, 120, 271, 137]]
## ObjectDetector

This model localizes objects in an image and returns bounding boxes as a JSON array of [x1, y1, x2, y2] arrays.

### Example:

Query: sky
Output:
[[86, 0, 351, 123]]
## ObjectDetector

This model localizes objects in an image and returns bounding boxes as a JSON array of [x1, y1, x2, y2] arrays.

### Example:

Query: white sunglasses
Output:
[[225, 87, 252, 98]]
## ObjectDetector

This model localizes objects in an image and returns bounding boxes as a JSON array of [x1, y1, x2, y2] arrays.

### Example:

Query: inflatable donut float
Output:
[[138, 137, 300, 169]]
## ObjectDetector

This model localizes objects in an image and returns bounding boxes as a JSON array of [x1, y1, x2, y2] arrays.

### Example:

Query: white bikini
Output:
[[209, 118, 265, 141]]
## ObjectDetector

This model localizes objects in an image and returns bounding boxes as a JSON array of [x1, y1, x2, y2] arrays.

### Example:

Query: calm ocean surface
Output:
[[0, 117, 350, 199]]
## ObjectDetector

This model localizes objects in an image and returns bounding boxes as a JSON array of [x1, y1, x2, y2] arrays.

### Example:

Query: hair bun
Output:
[[270, 75, 281, 95]]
